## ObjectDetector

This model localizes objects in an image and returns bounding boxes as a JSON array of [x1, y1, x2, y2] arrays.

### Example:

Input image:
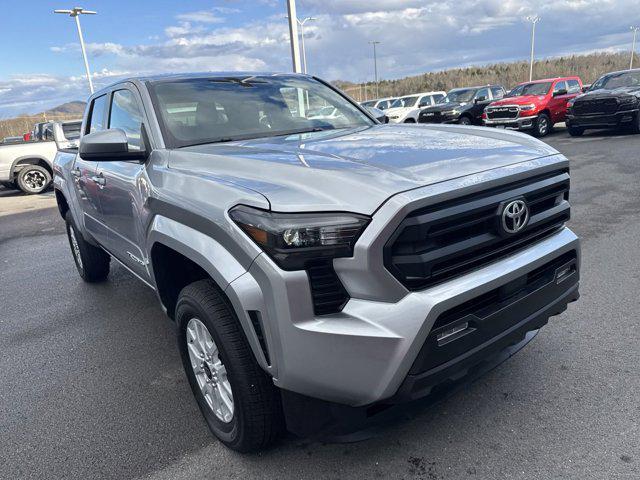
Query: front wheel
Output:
[[404, 118, 416, 123], [176, 279, 284, 452], [16, 165, 51, 194], [65, 211, 110, 282], [533, 113, 551, 137], [568, 125, 584, 137], [458, 116, 472, 125]]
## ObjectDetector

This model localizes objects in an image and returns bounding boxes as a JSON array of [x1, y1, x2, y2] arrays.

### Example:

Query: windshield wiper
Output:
[[179, 127, 339, 148]]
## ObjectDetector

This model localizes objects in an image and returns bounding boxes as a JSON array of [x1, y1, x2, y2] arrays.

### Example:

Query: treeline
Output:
[[336, 52, 637, 101]]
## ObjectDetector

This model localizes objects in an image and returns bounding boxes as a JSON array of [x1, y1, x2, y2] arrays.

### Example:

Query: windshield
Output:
[[440, 89, 475, 104], [590, 71, 640, 91], [508, 82, 552, 97], [149, 75, 374, 148], [390, 96, 419, 108]]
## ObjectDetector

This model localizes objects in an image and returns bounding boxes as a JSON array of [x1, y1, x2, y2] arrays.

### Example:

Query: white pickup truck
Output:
[[0, 120, 81, 194]]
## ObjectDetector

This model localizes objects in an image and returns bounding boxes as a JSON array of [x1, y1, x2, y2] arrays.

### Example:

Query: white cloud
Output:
[[6, 0, 640, 116]]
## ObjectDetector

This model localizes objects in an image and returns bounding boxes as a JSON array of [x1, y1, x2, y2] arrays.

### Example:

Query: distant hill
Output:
[[336, 51, 637, 101], [43, 101, 86, 116]]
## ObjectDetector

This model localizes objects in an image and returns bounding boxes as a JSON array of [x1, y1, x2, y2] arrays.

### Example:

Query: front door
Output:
[[470, 87, 491, 123], [96, 87, 152, 282], [71, 94, 109, 245]]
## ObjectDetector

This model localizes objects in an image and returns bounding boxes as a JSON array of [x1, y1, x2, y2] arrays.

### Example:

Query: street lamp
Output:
[[54, 7, 97, 94], [525, 16, 540, 82], [298, 17, 316, 74], [285, 0, 302, 73], [630, 26, 639, 69], [369, 41, 381, 98]]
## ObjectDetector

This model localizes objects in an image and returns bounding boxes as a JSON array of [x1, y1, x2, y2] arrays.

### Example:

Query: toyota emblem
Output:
[[501, 199, 529, 234]]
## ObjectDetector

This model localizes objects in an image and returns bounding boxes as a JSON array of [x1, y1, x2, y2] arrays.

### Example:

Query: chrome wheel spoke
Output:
[[185, 318, 234, 423]]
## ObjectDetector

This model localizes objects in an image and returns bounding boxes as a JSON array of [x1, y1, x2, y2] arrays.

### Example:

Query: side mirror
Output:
[[553, 89, 568, 97], [366, 106, 389, 123], [79, 128, 147, 161], [475, 96, 487, 103]]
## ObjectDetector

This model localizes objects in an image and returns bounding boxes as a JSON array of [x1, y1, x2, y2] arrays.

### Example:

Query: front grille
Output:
[[384, 170, 571, 290], [573, 97, 618, 115], [486, 106, 519, 120], [419, 111, 442, 123], [307, 261, 349, 315]]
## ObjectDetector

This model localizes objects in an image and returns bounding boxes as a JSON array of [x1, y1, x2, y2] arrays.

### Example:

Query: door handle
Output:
[[71, 167, 81, 178], [90, 173, 106, 189]]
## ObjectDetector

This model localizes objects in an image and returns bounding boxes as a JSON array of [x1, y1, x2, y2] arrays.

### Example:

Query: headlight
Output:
[[230, 205, 370, 270], [520, 104, 536, 111]]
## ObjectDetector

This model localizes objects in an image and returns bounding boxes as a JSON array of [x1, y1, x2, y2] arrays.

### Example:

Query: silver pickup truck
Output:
[[0, 120, 80, 194], [53, 73, 580, 452]]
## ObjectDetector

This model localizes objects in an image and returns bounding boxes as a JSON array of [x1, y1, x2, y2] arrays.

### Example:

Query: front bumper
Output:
[[566, 109, 638, 129], [224, 157, 579, 410], [484, 114, 538, 130]]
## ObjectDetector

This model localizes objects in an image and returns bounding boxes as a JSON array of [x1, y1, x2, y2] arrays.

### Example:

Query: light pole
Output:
[[369, 41, 381, 98], [286, 0, 302, 73], [630, 26, 639, 69], [298, 17, 316, 74], [54, 7, 97, 94], [526, 16, 540, 82]]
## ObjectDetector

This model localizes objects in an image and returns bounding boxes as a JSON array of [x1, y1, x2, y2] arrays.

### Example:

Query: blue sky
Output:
[[0, 0, 638, 117]]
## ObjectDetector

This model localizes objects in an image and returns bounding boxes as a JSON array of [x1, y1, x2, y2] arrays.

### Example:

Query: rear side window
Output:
[[109, 90, 144, 151], [567, 79, 581, 94], [88, 94, 108, 134]]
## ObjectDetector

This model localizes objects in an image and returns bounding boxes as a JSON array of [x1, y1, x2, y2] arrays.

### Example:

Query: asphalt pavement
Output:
[[1, 126, 639, 480]]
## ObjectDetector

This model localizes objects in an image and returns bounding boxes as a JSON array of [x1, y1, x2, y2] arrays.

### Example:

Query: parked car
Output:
[[385, 91, 446, 123], [0, 119, 81, 193], [483, 77, 583, 137], [360, 97, 396, 111], [54, 72, 580, 452], [418, 85, 506, 125], [566, 69, 640, 136]]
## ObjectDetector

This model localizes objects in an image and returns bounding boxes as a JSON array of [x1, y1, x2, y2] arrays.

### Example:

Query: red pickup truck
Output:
[[483, 77, 583, 137]]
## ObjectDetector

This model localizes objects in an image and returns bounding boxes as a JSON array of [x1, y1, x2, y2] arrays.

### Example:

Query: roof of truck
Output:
[[517, 76, 581, 85]]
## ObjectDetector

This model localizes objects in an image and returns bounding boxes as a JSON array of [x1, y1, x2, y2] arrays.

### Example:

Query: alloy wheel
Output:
[[186, 318, 234, 423], [23, 169, 47, 192]]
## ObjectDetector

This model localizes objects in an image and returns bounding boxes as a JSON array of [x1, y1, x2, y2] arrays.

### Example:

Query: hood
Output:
[[575, 86, 640, 100], [168, 124, 558, 214], [423, 101, 466, 112], [490, 95, 547, 106], [384, 106, 414, 116]]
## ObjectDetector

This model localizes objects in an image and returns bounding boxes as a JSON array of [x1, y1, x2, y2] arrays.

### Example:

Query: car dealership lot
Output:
[[1, 127, 639, 480]]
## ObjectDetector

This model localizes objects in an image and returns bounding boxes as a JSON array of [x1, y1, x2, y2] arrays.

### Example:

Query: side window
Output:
[[433, 94, 445, 103], [418, 96, 432, 107], [109, 90, 144, 151], [567, 80, 581, 94], [490, 86, 505, 100], [475, 88, 490, 101], [88, 94, 108, 134], [553, 81, 568, 94]]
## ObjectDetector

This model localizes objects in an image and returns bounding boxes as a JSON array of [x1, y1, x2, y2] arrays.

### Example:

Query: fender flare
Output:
[[10, 155, 53, 178]]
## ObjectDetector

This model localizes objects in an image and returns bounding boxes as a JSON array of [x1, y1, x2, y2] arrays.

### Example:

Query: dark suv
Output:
[[418, 85, 506, 125]]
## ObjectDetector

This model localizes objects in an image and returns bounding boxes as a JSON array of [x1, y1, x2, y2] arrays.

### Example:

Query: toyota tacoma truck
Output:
[[483, 77, 583, 137], [566, 68, 640, 136], [53, 73, 580, 452]]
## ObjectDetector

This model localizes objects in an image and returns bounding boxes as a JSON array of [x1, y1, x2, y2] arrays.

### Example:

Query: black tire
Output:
[[404, 118, 416, 123], [629, 112, 640, 134], [458, 116, 472, 125], [533, 113, 551, 137], [16, 165, 51, 194], [65, 211, 110, 282], [568, 126, 584, 137], [176, 279, 284, 452]]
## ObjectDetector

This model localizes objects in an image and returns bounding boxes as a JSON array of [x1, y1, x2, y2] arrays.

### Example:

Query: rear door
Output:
[[71, 94, 109, 244], [95, 86, 152, 281]]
